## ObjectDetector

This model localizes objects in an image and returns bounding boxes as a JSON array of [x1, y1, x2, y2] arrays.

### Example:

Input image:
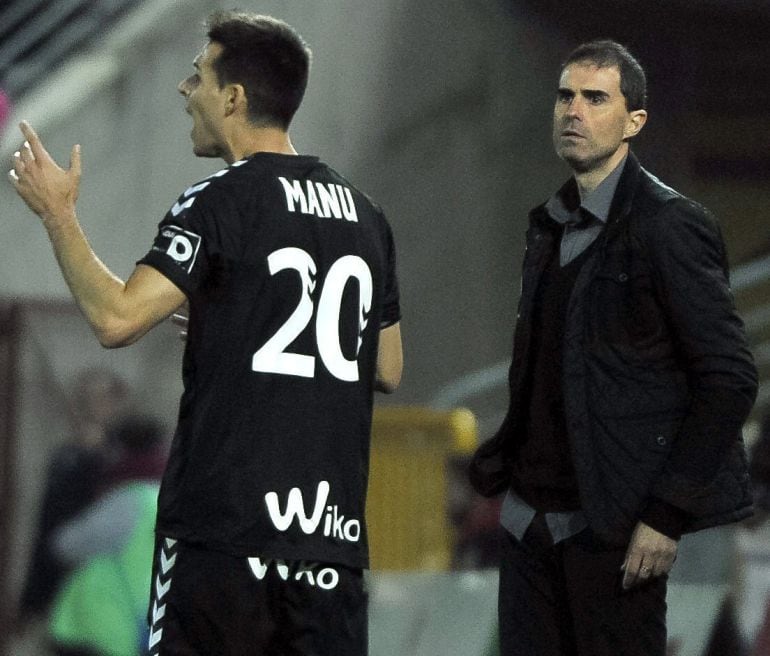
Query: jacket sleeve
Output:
[[641, 198, 757, 502], [468, 409, 515, 497]]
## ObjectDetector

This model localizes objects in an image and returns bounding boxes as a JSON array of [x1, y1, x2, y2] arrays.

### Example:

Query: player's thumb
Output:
[[69, 144, 82, 180]]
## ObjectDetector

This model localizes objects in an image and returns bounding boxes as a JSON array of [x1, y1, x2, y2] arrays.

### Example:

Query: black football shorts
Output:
[[146, 536, 368, 655]]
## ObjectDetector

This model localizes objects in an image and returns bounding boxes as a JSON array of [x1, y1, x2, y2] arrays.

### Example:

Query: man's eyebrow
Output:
[[582, 89, 610, 98]]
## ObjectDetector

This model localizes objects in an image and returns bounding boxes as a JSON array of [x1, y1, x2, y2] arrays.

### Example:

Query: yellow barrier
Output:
[[366, 406, 478, 571]]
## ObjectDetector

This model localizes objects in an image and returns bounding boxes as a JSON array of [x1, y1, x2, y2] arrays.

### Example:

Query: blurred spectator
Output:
[[734, 413, 770, 654], [703, 413, 770, 656], [47, 414, 167, 656], [19, 368, 131, 622]]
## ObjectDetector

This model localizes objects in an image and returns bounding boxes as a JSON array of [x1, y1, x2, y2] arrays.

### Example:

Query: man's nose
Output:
[[178, 79, 188, 96], [564, 98, 582, 119]]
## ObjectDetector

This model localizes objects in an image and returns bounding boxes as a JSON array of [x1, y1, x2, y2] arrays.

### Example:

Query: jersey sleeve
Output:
[[137, 178, 240, 298], [380, 220, 401, 328]]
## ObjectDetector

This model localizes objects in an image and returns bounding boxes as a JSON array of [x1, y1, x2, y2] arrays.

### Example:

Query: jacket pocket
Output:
[[594, 413, 683, 483], [589, 261, 668, 351]]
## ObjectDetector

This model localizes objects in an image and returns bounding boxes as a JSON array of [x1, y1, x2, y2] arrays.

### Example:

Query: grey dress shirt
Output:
[[500, 157, 626, 543]]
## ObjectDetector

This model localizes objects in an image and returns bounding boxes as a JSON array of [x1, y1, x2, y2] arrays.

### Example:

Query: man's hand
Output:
[[8, 121, 81, 226], [621, 521, 678, 590]]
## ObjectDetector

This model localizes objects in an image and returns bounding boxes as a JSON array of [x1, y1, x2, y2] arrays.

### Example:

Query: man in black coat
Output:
[[469, 40, 758, 656]]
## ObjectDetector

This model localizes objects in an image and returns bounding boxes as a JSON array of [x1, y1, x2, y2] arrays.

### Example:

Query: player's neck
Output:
[[224, 125, 297, 163]]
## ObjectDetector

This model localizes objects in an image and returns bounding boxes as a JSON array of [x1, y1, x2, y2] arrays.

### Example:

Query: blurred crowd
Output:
[[16, 368, 167, 656]]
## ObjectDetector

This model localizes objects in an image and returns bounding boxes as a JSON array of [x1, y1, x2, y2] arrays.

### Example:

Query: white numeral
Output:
[[251, 248, 373, 381]]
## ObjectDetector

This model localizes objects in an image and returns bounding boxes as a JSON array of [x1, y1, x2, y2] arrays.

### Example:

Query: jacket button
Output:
[[656, 435, 667, 446], [618, 272, 629, 282]]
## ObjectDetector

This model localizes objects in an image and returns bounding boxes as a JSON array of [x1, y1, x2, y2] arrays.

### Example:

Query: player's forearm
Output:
[[375, 322, 403, 393], [44, 213, 135, 347]]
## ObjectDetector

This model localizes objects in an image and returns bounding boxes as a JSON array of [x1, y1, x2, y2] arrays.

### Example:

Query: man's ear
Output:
[[224, 83, 247, 118], [624, 109, 647, 140]]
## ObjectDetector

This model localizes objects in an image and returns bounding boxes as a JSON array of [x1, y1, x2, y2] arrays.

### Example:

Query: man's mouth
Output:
[[561, 129, 585, 138]]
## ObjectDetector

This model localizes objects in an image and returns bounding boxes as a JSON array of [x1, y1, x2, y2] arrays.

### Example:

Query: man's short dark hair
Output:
[[205, 11, 312, 129], [563, 40, 647, 112]]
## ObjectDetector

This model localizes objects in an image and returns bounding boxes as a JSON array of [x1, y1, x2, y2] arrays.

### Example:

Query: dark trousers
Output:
[[498, 515, 667, 656]]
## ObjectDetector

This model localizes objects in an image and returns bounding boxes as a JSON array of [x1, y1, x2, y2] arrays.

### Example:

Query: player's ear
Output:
[[224, 83, 247, 118]]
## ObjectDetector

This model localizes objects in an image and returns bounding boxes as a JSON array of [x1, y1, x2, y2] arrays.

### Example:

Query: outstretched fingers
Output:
[[19, 120, 51, 164], [8, 121, 83, 220]]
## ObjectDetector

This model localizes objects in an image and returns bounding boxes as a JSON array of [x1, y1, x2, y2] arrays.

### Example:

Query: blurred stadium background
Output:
[[0, 1, 769, 654]]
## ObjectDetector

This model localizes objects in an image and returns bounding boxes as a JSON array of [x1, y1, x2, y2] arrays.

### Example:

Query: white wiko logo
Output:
[[247, 557, 340, 590], [264, 480, 361, 542]]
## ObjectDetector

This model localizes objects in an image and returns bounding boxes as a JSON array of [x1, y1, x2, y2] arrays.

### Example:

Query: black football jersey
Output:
[[138, 153, 400, 568]]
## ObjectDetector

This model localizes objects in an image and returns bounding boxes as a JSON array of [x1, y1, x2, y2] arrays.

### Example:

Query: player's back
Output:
[[141, 153, 399, 566]]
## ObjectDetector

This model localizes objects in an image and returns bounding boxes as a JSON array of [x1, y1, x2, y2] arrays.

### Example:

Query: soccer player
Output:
[[9, 11, 402, 655]]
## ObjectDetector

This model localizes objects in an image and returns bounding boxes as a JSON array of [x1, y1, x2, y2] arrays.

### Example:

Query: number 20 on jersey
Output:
[[251, 247, 373, 382]]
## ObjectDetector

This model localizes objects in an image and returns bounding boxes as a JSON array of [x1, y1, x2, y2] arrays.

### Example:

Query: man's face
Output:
[[178, 41, 228, 158], [552, 62, 642, 173]]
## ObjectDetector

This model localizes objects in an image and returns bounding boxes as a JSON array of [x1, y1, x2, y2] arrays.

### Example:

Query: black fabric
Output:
[[139, 153, 400, 568], [147, 538, 367, 656], [639, 497, 686, 541], [510, 237, 596, 512], [470, 152, 757, 544], [498, 522, 667, 656]]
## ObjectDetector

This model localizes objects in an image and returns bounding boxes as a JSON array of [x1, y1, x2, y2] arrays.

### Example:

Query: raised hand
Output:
[[8, 121, 81, 226]]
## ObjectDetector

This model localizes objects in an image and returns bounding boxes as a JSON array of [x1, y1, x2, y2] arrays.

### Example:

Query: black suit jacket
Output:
[[470, 153, 757, 544]]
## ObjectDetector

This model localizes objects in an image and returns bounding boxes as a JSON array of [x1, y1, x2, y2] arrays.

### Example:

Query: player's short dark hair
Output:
[[562, 39, 647, 111], [205, 11, 312, 129]]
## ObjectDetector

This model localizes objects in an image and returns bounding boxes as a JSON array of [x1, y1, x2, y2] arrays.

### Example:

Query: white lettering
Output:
[[265, 481, 329, 533], [332, 507, 345, 539], [277, 177, 357, 222], [316, 182, 342, 219], [247, 557, 270, 580], [321, 505, 361, 543], [305, 180, 324, 217], [338, 185, 358, 222], [324, 506, 333, 536], [344, 519, 361, 542], [265, 481, 361, 543], [278, 176, 308, 213], [316, 567, 340, 590], [294, 565, 316, 586], [275, 560, 290, 581], [247, 559, 340, 591]]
